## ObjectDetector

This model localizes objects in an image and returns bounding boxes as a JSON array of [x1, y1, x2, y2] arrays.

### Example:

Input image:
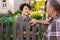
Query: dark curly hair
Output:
[[20, 3, 31, 11]]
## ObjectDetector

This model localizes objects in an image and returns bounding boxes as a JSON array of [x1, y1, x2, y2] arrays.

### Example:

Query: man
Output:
[[43, 0, 60, 40], [31, 0, 60, 40], [15, 3, 32, 40]]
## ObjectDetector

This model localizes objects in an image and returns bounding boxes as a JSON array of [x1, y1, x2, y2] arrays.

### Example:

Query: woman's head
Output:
[[20, 3, 31, 16]]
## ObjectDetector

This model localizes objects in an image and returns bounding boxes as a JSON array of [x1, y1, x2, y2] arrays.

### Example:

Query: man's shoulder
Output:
[[17, 15, 23, 19], [51, 18, 60, 27], [54, 18, 60, 22], [17, 15, 24, 20], [15, 15, 23, 23]]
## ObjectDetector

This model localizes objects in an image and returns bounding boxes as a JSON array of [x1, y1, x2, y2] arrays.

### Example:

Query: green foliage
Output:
[[31, 1, 44, 11], [31, 14, 43, 20], [11, 11, 21, 18], [0, 16, 15, 23], [0, 10, 21, 23]]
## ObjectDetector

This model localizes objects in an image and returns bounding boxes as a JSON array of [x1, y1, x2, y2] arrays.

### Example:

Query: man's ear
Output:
[[51, 7, 55, 13], [51, 8, 53, 13], [51, 7, 56, 17]]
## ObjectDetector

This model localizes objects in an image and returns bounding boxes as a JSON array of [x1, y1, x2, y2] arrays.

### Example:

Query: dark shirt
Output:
[[15, 15, 32, 34]]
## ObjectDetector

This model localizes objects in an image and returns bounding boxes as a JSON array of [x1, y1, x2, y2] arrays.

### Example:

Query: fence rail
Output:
[[0, 21, 47, 40]]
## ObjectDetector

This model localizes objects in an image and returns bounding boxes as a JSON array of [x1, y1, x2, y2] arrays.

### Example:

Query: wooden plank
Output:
[[32, 24, 36, 40], [26, 20, 30, 40], [44, 24, 48, 33], [0, 22, 4, 40], [20, 22, 23, 40], [13, 22, 16, 40], [43, 24, 48, 40], [6, 22, 10, 40], [38, 24, 42, 40], [0, 22, 1, 40]]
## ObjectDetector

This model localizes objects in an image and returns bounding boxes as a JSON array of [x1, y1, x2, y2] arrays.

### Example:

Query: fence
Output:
[[0, 21, 48, 40]]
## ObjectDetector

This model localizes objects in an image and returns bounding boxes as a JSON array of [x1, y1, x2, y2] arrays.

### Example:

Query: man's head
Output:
[[20, 3, 31, 16], [46, 0, 60, 17]]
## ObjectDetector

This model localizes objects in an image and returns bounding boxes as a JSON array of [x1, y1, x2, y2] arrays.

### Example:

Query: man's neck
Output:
[[56, 12, 60, 19], [22, 14, 28, 19]]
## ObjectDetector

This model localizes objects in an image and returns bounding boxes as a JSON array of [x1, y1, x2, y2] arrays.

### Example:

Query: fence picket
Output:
[[0, 22, 4, 40], [0, 22, 44, 40]]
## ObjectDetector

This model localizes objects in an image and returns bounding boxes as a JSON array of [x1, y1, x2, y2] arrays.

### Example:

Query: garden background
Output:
[[0, 0, 47, 40]]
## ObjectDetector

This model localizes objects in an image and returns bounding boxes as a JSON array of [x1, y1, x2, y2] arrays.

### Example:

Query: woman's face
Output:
[[21, 6, 30, 16]]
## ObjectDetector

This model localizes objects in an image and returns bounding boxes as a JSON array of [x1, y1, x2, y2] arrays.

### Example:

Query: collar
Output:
[[49, 12, 60, 24], [55, 12, 60, 19], [20, 15, 31, 21]]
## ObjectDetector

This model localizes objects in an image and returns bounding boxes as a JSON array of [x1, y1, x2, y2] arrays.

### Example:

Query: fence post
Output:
[[0, 22, 4, 40], [20, 22, 23, 40], [6, 22, 10, 40], [32, 24, 36, 40], [38, 24, 42, 40], [13, 22, 16, 40], [26, 21, 30, 40], [43, 24, 48, 40]]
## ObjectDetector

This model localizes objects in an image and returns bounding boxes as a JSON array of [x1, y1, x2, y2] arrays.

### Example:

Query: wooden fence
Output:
[[0, 21, 48, 40]]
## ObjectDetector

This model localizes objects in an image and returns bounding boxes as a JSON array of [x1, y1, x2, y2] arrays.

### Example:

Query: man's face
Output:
[[46, 2, 53, 17], [46, 1, 56, 17], [21, 6, 30, 16]]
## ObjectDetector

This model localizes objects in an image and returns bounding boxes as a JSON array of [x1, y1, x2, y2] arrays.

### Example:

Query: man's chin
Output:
[[25, 14, 29, 16], [24, 14, 28, 16]]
